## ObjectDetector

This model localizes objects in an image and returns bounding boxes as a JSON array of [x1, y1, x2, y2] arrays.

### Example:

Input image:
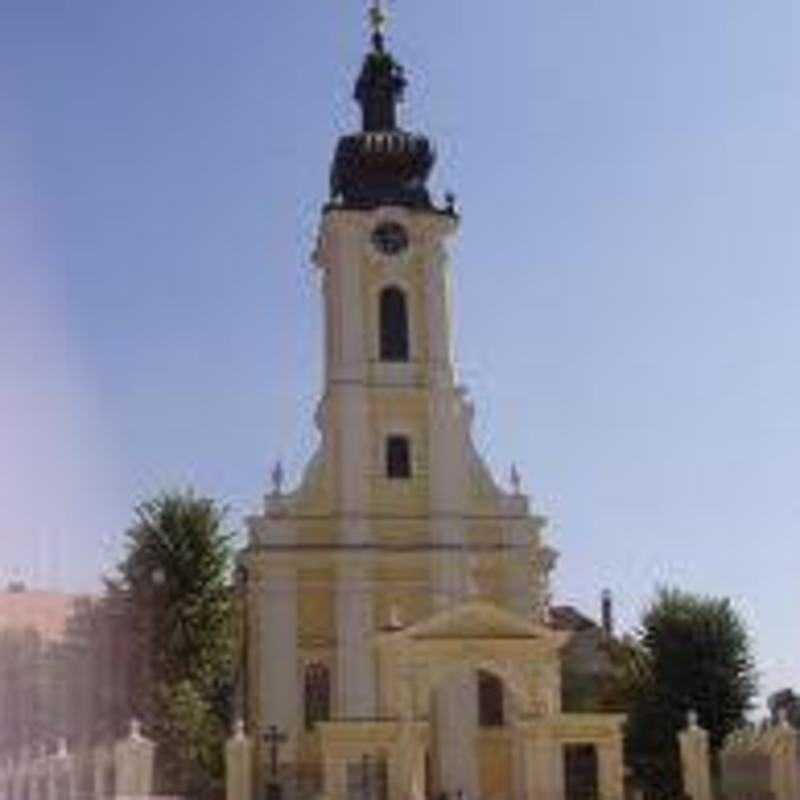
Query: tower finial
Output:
[[369, 0, 388, 51]]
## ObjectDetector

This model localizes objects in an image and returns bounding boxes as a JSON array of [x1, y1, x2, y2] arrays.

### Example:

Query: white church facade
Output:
[[238, 9, 625, 800]]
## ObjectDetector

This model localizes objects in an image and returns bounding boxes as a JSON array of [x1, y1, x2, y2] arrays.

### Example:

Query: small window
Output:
[[564, 744, 598, 800], [304, 662, 331, 730], [386, 436, 411, 479], [478, 670, 505, 727]]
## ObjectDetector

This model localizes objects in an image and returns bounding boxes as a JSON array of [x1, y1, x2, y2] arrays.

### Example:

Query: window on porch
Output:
[[564, 743, 599, 800], [477, 670, 505, 727]]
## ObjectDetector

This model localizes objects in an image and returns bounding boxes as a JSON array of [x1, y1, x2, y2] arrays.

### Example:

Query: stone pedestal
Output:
[[770, 716, 799, 800], [678, 712, 712, 800], [227, 721, 254, 800], [113, 720, 155, 799], [319, 721, 429, 800]]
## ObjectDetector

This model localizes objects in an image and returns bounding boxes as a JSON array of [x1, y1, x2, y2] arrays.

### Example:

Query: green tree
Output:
[[768, 688, 800, 728], [113, 490, 235, 797], [624, 588, 757, 799]]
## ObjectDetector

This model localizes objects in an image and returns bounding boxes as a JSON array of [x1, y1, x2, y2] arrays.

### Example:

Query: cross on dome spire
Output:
[[328, 0, 438, 210], [368, 0, 388, 50]]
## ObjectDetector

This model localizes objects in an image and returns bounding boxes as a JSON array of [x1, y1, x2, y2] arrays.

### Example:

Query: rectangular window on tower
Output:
[[386, 436, 411, 479]]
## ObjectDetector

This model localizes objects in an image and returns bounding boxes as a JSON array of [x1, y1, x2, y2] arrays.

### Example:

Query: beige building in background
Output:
[[0, 584, 134, 758], [0, 585, 79, 643], [239, 11, 625, 800]]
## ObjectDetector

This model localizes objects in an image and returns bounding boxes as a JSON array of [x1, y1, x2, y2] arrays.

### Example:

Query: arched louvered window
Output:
[[379, 287, 409, 362], [478, 670, 505, 727], [386, 436, 412, 480], [304, 661, 331, 730]]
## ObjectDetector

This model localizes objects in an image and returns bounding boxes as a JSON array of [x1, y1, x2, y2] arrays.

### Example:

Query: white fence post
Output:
[[770, 710, 799, 800], [678, 711, 712, 800], [113, 719, 155, 800], [226, 719, 253, 800]]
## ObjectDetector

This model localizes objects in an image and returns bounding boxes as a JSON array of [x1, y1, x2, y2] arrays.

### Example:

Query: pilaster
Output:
[[597, 736, 625, 800], [424, 240, 455, 388], [506, 518, 534, 617], [337, 385, 368, 516], [523, 735, 564, 800], [260, 569, 299, 751], [336, 563, 376, 718], [434, 672, 480, 799], [318, 213, 367, 386]]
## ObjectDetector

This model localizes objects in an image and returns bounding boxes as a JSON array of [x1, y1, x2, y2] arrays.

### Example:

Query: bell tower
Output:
[[313, 3, 464, 529], [243, 7, 559, 799]]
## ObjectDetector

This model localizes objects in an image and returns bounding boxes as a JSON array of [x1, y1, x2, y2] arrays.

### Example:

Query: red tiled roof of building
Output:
[[0, 588, 86, 642]]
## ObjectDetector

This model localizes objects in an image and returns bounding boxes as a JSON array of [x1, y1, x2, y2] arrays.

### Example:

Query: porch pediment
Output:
[[388, 599, 570, 648]]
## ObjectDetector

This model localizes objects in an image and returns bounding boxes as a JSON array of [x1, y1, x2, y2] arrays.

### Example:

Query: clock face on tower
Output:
[[371, 222, 409, 256]]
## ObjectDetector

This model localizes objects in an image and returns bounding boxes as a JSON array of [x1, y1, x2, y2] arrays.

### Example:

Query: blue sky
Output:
[[2, 1, 798, 704]]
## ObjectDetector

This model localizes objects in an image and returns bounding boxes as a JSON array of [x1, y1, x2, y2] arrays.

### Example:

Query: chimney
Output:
[[601, 589, 613, 637]]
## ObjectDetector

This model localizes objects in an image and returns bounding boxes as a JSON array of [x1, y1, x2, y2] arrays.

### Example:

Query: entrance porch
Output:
[[318, 600, 625, 800]]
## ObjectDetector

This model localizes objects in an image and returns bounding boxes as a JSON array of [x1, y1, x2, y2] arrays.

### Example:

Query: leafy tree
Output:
[[768, 688, 800, 727], [624, 588, 758, 799], [112, 490, 235, 797]]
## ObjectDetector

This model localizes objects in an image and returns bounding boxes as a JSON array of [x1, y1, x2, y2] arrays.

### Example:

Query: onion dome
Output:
[[329, 9, 436, 210]]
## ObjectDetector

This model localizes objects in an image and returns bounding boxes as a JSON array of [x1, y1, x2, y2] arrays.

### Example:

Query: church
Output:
[[238, 7, 626, 800]]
